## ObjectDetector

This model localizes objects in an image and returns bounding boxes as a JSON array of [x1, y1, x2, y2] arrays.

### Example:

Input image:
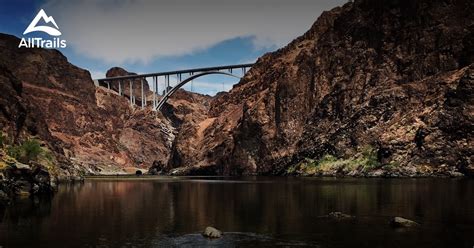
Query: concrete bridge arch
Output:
[[154, 71, 240, 111], [96, 63, 253, 112]]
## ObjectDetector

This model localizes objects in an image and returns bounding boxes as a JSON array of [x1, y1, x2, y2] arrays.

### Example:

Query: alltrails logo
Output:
[[18, 9, 67, 49]]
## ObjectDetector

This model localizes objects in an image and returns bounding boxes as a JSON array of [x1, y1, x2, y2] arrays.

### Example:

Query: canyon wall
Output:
[[168, 0, 473, 176], [0, 33, 210, 177], [1, 0, 472, 178]]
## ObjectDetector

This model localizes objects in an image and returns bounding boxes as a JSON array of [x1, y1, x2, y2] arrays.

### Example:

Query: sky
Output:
[[0, 0, 346, 95]]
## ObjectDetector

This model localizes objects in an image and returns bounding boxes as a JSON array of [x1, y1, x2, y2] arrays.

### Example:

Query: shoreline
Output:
[[83, 173, 471, 180]]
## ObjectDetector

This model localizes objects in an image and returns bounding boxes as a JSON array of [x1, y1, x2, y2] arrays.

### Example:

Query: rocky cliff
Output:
[[0, 33, 210, 180], [169, 0, 473, 176], [1, 0, 472, 179]]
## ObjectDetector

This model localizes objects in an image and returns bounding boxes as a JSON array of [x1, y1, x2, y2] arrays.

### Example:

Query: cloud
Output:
[[42, 0, 345, 65]]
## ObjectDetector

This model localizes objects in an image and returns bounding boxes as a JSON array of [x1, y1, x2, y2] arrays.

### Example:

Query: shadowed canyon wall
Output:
[[168, 0, 473, 176]]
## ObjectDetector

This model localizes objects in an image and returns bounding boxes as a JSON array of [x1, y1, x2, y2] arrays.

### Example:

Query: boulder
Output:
[[390, 217, 420, 228], [2, 162, 54, 196], [327, 212, 355, 219], [148, 160, 165, 175], [202, 226, 222, 239]]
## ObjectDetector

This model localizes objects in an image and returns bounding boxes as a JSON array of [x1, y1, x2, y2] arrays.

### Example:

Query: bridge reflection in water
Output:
[[95, 64, 253, 111]]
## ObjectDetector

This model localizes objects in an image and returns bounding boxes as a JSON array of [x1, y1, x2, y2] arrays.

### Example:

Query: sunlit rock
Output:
[[202, 226, 222, 239], [390, 217, 420, 228]]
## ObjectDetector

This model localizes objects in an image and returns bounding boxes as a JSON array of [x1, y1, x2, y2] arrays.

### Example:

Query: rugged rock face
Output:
[[100, 68, 212, 170], [1, 0, 472, 178], [0, 34, 89, 178], [0, 33, 210, 177], [169, 0, 474, 176], [0, 34, 123, 175], [0, 149, 56, 204], [105, 67, 150, 101]]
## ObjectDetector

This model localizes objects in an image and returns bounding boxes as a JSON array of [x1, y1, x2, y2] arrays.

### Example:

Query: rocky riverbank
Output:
[[0, 144, 57, 205]]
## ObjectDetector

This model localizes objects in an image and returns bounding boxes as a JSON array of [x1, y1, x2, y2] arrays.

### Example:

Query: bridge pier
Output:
[[177, 74, 182, 92], [165, 75, 170, 95], [152, 76, 156, 110], [129, 80, 133, 107], [141, 78, 144, 109], [144, 82, 147, 105], [189, 72, 194, 92]]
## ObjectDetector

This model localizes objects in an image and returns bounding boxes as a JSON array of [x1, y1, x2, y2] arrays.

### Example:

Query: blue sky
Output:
[[0, 0, 345, 95]]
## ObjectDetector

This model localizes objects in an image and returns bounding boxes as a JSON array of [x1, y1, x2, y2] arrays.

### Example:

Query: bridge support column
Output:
[[106, 81, 110, 90], [153, 76, 158, 110], [165, 75, 170, 94], [118, 80, 122, 96], [177, 74, 182, 91], [129, 80, 134, 107], [189, 72, 194, 92], [156, 76, 159, 97], [141, 78, 144, 109]]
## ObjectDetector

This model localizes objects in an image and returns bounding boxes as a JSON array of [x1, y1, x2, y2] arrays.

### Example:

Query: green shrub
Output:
[[6, 145, 22, 161], [383, 161, 400, 170], [360, 145, 379, 169], [7, 138, 43, 163], [43, 149, 54, 162], [287, 145, 381, 176], [21, 139, 42, 162], [318, 154, 338, 164], [286, 165, 297, 174]]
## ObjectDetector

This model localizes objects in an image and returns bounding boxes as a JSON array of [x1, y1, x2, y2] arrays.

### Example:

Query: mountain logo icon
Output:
[[23, 9, 62, 36]]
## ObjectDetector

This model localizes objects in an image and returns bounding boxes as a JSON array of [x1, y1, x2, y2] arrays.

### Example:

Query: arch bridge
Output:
[[96, 64, 253, 111]]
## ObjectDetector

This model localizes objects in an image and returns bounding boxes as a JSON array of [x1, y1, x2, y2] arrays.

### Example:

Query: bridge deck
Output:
[[97, 63, 254, 82]]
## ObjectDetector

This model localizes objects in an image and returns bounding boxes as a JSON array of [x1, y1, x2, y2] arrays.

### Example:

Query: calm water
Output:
[[0, 177, 473, 248]]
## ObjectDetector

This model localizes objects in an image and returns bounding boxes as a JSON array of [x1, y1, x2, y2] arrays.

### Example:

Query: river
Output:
[[0, 177, 473, 247]]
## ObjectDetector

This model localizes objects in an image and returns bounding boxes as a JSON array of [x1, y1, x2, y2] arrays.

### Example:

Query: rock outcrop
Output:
[[327, 212, 355, 220], [390, 217, 420, 228], [105, 67, 150, 98], [0, 34, 88, 179], [101, 68, 212, 171], [168, 0, 474, 176], [0, 149, 57, 205], [202, 226, 222, 239]]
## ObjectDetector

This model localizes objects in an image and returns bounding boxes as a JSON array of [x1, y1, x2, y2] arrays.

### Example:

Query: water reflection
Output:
[[0, 177, 473, 247]]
